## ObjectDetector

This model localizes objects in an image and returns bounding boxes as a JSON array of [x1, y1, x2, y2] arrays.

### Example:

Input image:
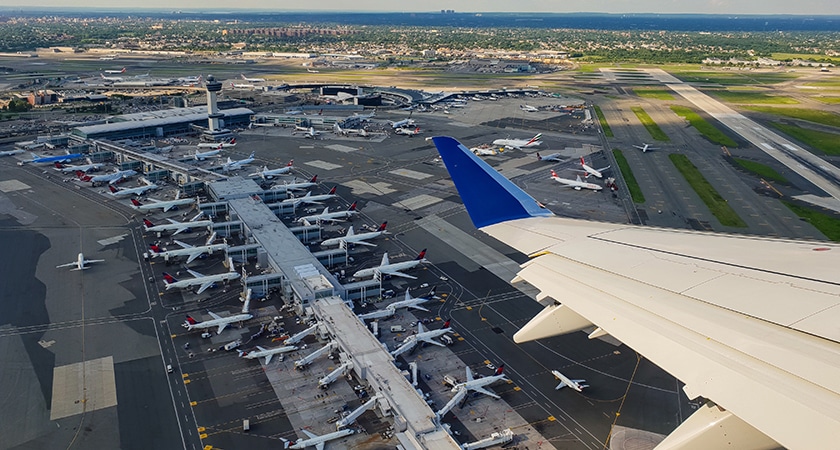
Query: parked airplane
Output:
[[54, 159, 104, 173], [520, 104, 539, 112], [551, 370, 589, 392], [390, 117, 416, 129], [282, 187, 337, 207], [633, 143, 659, 153], [578, 157, 610, 179], [197, 138, 236, 148], [142, 212, 213, 236], [550, 170, 602, 191], [352, 249, 427, 280], [177, 75, 202, 85], [280, 428, 355, 450], [450, 365, 508, 400], [0, 149, 24, 157], [386, 287, 435, 312], [430, 135, 840, 450], [492, 133, 542, 150], [77, 169, 137, 186], [221, 152, 255, 171], [100, 73, 124, 82], [230, 82, 255, 89], [296, 202, 358, 225], [131, 191, 196, 212], [164, 257, 241, 295], [149, 232, 228, 264], [104, 67, 126, 74], [320, 222, 388, 248], [536, 152, 563, 162], [182, 292, 252, 334], [268, 175, 317, 192], [239, 344, 298, 364], [193, 147, 223, 160], [390, 320, 453, 357], [394, 126, 421, 137], [56, 253, 105, 271], [307, 68, 320, 73], [240, 73, 266, 82], [298, 127, 320, 139], [20, 151, 83, 165], [108, 178, 158, 197], [249, 161, 294, 179]]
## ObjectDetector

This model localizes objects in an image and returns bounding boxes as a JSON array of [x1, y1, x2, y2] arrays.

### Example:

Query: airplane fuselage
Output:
[[352, 260, 422, 279], [134, 198, 196, 212], [143, 219, 213, 234], [151, 243, 228, 262], [184, 313, 253, 332]]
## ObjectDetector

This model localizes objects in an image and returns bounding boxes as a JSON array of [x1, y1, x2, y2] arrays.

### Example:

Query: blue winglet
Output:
[[432, 136, 553, 228]]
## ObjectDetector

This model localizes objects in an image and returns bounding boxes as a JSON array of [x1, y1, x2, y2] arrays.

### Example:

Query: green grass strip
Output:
[[731, 158, 788, 183], [769, 123, 840, 156], [670, 105, 738, 147], [633, 87, 675, 100], [669, 154, 747, 227], [783, 201, 840, 242], [743, 106, 840, 128], [706, 90, 799, 104], [593, 105, 613, 137], [631, 106, 670, 141], [612, 149, 645, 203]]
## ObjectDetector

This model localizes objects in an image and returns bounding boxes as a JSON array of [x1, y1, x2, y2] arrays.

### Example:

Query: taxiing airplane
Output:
[[394, 126, 421, 137], [551, 370, 589, 392], [221, 152, 255, 172], [230, 82, 255, 89], [177, 75, 202, 85], [193, 147, 223, 161], [149, 232, 228, 264], [56, 252, 105, 271], [164, 257, 241, 295], [297, 127, 320, 139], [142, 212, 213, 236], [520, 104, 539, 112], [352, 249, 427, 280], [297, 202, 358, 225], [182, 291, 252, 334], [21, 151, 83, 165], [197, 138, 236, 149], [320, 222, 388, 248], [550, 170, 602, 191], [268, 175, 317, 192], [108, 178, 158, 197], [633, 143, 659, 153], [131, 191, 196, 212], [389, 320, 452, 357], [240, 73, 266, 83], [100, 73, 124, 82], [249, 161, 294, 179], [536, 152, 563, 162], [578, 157, 610, 179], [54, 159, 104, 173], [492, 133, 542, 150], [77, 169, 136, 186], [390, 117, 416, 129], [450, 365, 508, 400], [239, 344, 298, 364], [430, 135, 840, 450], [280, 428, 355, 450], [104, 67, 126, 75], [282, 187, 337, 207], [386, 287, 436, 312], [0, 149, 24, 157]]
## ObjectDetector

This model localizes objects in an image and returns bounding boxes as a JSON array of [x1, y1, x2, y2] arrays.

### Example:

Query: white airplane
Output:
[[56, 253, 105, 271], [0, 149, 24, 157], [241, 73, 265, 82], [142, 212, 213, 236], [471, 146, 498, 156], [391, 320, 452, 356], [280, 428, 355, 450], [390, 117, 416, 129], [386, 287, 436, 312], [633, 143, 659, 153], [177, 75, 202, 85], [182, 294, 252, 334], [551, 370, 589, 392], [296, 127, 320, 139], [307, 68, 320, 73], [100, 73, 124, 82], [394, 126, 421, 137], [536, 152, 563, 162], [450, 365, 508, 400], [282, 187, 337, 207], [148, 232, 228, 264], [221, 152, 255, 172], [193, 147, 223, 161], [108, 179, 158, 197], [21, 151, 83, 165], [197, 138, 236, 149], [230, 82, 255, 89], [104, 67, 126, 75], [77, 169, 136, 186], [550, 170, 602, 191], [320, 221, 388, 248], [578, 157, 610, 179], [297, 202, 358, 225], [53, 159, 103, 173], [431, 135, 840, 450], [249, 161, 294, 179], [239, 344, 298, 364], [520, 104, 539, 112], [492, 133, 542, 150], [164, 257, 241, 295], [352, 249, 427, 280], [131, 191, 196, 212], [269, 175, 317, 192]]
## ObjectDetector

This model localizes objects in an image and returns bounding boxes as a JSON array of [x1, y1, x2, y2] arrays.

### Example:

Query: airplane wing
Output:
[[349, 239, 377, 247], [470, 386, 500, 400], [56, 262, 77, 268], [264, 354, 274, 364], [215, 323, 228, 334], [196, 281, 214, 295], [173, 240, 193, 249], [184, 251, 202, 265], [315, 444, 325, 450], [379, 269, 417, 280], [432, 136, 840, 449], [408, 305, 430, 312], [166, 218, 182, 225], [207, 311, 223, 321], [186, 269, 205, 278], [418, 336, 446, 347], [300, 429, 319, 440], [86, 259, 105, 264], [162, 204, 175, 213], [555, 381, 569, 390]]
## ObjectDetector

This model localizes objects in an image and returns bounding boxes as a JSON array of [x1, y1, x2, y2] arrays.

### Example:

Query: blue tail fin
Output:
[[432, 136, 552, 228]]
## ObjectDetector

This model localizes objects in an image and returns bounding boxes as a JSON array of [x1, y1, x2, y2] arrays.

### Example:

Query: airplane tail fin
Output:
[[309, 174, 317, 183], [148, 244, 161, 255], [287, 159, 294, 167], [431, 137, 552, 229], [108, 185, 119, 193], [163, 273, 178, 285], [416, 248, 427, 260], [580, 156, 586, 166], [230, 138, 236, 145], [142, 218, 155, 229], [442, 319, 451, 329], [527, 133, 542, 145], [377, 221, 387, 232], [536, 152, 542, 160], [348, 201, 357, 212], [131, 198, 143, 207], [495, 364, 505, 376], [328, 186, 336, 195], [184, 315, 197, 325], [54, 162, 63, 169]]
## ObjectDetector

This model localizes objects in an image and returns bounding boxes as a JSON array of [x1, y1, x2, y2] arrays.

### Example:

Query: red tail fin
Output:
[[230, 138, 236, 144], [163, 272, 177, 284], [142, 218, 154, 228], [580, 157, 586, 166], [108, 185, 118, 193], [184, 315, 197, 325], [348, 201, 357, 211], [495, 365, 505, 376], [377, 221, 387, 232], [550, 170, 558, 178], [536, 153, 541, 160], [149, 244, 161, 253], [131, 198, 143, 207], [443, 320, 450, 328], [54, 162, 63, 169], [287, 159, 294, 167], [328, 186, 336, 195], [416, 249, 427, 260], [309, 175, 317, 182]]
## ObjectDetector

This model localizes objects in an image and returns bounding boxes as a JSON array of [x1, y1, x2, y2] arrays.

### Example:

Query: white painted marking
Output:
[[396, 194, 443, 210], [389, 168, 432, 180], [325, 144, 358, 153], [344, 180, 396, 195], [761, 143, 774, 150], [97, 234, 128, 246], [0, 180, 30, 192], [304, 160, 342, 170]]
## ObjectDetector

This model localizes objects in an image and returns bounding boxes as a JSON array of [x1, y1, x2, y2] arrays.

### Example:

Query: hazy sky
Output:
[[2, 0, 839, 15]]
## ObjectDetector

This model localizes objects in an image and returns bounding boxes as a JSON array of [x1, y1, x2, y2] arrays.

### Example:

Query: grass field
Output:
[[802, 80, 840, 87], [743, 106, 840, 128], [631, 106, 670, 141], [670, 106, 738, 147], [705, 89, 799, 104], [613, 149, 645, 203], [669, 154, 747, 227], [771, 53, 840, 64], [633, 87, 675, 100], [814, 97, 840, 104], [675, 71, 798, 86], [732, 158, 788, 183], [770, 123, 840, 155], [593, 105, 613, 138], [783, 201, 840, 241]]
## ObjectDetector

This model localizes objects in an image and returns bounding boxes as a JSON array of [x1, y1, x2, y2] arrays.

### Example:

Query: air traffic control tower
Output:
[[201, 75, 232, 142]]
